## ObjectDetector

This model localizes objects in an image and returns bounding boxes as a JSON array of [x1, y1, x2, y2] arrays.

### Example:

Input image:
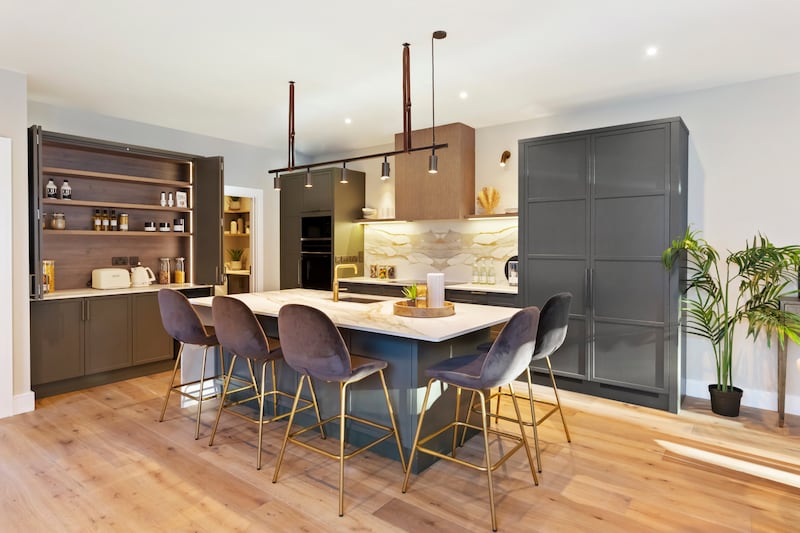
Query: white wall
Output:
[[473, 72, 800, 414], [0, 68, 35, 417], [28, 102, 286, 291]]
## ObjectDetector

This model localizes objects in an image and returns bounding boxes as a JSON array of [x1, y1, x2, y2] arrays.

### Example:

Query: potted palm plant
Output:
[[663, 227, 800, 416]]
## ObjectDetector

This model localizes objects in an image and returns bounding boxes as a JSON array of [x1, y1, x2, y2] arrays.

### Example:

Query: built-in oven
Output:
[[300, 215, 332, 290]]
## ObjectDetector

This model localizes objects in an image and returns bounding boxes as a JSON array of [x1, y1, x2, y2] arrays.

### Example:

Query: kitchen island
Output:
[[191, 288, 517, 471]]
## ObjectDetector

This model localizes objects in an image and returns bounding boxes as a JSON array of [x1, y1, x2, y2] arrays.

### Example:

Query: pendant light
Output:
[[428, 30, 447, 174], [380, 156, 391, 180], [273, 173, 281, 191], [340, 162, 348, 184], [304, 170, 312, 188]]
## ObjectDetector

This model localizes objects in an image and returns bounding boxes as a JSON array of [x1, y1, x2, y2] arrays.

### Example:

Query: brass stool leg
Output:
[[194, 345, 210, 440], [273, 375, 306, 484], [459, 390, 477, 447], [379, 369, 407, 473], [477, 390, 498, 532], [338, 382, 347, 517], [452, 386, 462, 458], [256, 360, 268, 470], [307, 377, 326, 439], [546, 356, 571, 442], [511, 384, 538, 486], [208, 354, 239, 446], [494, 385, 504, 422], [525, 368, 542, 472], [159, 342, 184, 422], [402, 378, 435, 492], [271, 360, 278, 417]]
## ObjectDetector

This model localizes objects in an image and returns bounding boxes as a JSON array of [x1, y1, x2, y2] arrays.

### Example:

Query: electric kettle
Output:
[[130, 265, 156, 287]]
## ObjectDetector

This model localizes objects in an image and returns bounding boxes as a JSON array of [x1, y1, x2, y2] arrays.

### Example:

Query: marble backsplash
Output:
[[363, 218, 518, 284]]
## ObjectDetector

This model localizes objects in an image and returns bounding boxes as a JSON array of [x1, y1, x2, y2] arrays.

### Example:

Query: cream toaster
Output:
[[92, 268, 131, 289]]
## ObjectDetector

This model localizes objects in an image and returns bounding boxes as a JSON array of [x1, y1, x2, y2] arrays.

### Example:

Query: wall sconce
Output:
[[500, 150, 511, 167], [381, 156, 391, 180]]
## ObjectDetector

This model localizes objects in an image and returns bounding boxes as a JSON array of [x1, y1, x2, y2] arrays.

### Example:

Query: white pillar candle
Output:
[[427, 272, 445, 308]]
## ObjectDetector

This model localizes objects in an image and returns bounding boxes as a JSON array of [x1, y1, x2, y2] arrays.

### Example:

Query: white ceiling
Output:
[[2, 0, 799, 156]]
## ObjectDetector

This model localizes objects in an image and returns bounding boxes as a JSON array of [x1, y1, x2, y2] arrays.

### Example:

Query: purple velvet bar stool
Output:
[[208, 295, 324, 470], [472, 292, 573, 472], [402, 306, 541, 532], [272, 304, 406, 517], [157, 288, 224, 439]]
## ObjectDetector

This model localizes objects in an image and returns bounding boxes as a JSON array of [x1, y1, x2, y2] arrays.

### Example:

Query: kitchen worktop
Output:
[[40, 283, 213, 300], [190, 288, 516, 343], [340, 276, 518, 294]]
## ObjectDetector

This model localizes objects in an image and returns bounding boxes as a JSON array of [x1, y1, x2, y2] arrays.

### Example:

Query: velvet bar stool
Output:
[[402, 306, 540, 532], [273, 304, 406, 517], [473, 292, 573, 472], [157, 288, 225, 439], [208, 295, 324, 470]]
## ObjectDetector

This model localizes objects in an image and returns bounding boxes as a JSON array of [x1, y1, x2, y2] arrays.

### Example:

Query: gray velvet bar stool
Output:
[[208, 295, 323, 470], [402, 306, 541, 532], [471, 292, 573, 472], [157, 288, 225, 439], [272, 304, 406, 517]]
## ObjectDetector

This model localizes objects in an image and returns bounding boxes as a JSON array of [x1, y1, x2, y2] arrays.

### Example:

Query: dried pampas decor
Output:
[[477, 186, 500, 215]]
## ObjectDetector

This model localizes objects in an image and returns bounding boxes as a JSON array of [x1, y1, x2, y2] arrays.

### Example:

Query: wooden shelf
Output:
[[354, 218, 407, 224], [224, 209, 250, 215], [465, 213, 518, 220], [43, 167, 192, 188], [43, 230, 192, 237], [223, 232, 250, 237], [42, 198, 191, 213]]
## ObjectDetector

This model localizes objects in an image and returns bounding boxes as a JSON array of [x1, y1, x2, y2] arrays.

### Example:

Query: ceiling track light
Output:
[[381, 156, 391, 180], [268, 35, 451, 180], [429, 30, 447, 174]]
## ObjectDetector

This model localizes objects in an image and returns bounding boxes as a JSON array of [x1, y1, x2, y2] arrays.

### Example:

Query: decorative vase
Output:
[[708, 384, 743, 417]]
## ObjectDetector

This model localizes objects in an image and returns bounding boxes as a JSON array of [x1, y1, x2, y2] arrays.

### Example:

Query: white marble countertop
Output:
[[340, 276, 518, 295], [40, 283, 212, 300], [190, 288, 517, 343]]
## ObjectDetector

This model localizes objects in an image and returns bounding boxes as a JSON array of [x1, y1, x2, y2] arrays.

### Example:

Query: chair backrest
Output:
[[479, 306, 540, 389], [212, 296, 272, 359], [158, 288, 214, 346], [277, 304, 351, 381], [533, 292, 572, 360]]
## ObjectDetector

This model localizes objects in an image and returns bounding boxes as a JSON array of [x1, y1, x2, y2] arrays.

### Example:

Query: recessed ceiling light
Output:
[[645, 46, 658, 57], [459, 91, 469, 99], [344, 117, 352, 125]]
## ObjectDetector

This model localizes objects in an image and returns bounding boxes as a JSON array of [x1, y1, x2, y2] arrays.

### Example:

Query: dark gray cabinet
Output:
[[84, 295, 132, 374], [519, 117, 688, 412], [30, 299, 84, 385], [132, 292, 173, 365], [279, 167, 365, 289]]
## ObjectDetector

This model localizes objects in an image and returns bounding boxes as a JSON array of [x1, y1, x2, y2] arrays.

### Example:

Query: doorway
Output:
[[216, 185, 263, 295]]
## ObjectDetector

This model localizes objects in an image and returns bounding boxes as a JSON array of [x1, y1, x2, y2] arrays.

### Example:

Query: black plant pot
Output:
[[708, 384, 743, 417]]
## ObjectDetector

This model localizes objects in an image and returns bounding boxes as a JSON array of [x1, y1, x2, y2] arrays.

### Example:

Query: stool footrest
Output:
[[288, 413, 395, 462], [415, 420, 525, 473]]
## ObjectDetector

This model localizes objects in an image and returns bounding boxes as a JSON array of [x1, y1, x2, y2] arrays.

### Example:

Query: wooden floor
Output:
[[1, 372, 798, 532]]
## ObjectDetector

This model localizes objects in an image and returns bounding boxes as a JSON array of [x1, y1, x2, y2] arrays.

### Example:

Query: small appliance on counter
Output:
[[92, 268, 131, 290], [131, 265, 156, 287]]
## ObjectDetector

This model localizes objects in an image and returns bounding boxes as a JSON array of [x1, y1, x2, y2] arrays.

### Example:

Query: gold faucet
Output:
[[333, 263, 358, 302]]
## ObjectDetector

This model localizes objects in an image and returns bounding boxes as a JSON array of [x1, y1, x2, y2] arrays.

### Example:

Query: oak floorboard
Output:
[[1, 371, 799, 532]]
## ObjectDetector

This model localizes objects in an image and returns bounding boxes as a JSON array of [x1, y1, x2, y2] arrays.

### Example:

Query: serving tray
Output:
[[393, 300, 455, 318]]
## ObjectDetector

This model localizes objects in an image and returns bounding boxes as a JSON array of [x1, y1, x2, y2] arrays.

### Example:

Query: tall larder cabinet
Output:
[[518, 117, 688, 412]]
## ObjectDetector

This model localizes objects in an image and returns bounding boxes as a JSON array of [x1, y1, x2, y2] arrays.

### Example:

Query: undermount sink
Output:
[[334, 296, 389, 304]]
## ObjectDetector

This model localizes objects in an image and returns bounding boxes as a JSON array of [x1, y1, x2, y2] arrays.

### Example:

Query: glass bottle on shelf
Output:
[[487, 259, 496, 285], [45, 179, 58, 199], [478, 259, 487, 284], [60, 179, 72, 200], [174, 257, 185, 284], [472, 260, 480, 284], [93, 209, 102, 231], [168, 192, 174, 207], [160, 191, 167, 207], [159, 257, 171, 285], [110, 210, 117, 231], [101, 209, 110, 231]]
